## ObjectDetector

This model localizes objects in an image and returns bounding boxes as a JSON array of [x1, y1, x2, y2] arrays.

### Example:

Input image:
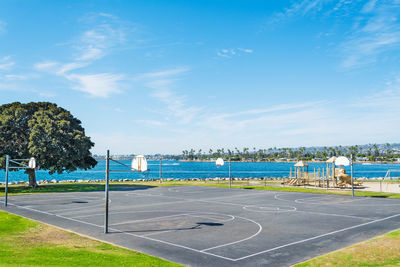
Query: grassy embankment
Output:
[[0, 210, 181, 267], [1, 180, 400, 199], [295, 229, 400, 266]]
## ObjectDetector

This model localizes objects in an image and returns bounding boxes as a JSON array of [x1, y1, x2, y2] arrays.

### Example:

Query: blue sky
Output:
[[0, 0, 399, 154]]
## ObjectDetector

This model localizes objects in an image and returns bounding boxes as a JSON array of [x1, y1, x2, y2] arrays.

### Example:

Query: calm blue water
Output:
[[1, 161, 400, 183]]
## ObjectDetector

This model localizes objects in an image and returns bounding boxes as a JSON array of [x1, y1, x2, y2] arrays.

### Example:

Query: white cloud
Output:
[[341, 1, 400, 68], [238, 48, 253, 53], [113, 107, 124, 112], [217, 48, 253, 58], [135, 67, 189, 79], [268, 0, 326, 25], [0, 20, 6, 35], [33, 13, 129, 97], [57, 62, 88, 75], [136, 67, 203, 124], [361, 0, 378, 13], [34, 61, 59, 72], [134, 119, 166, 127], [151, 88, 203, 124], [75, 17, 127, 62], [268, 0, 400, 69], [4, 74, 27, 80], [0, 56, 15, 71], [66, 73, 123, 97]]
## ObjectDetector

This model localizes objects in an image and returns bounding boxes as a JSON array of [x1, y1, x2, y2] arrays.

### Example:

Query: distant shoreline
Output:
[[179, 159, 400, 164]]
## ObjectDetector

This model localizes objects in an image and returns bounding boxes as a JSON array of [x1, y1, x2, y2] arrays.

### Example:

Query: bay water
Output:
[[1, 161, 400, 183]]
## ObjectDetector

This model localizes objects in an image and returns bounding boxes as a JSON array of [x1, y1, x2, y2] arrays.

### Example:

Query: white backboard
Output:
[[131, 155, 148, 172]]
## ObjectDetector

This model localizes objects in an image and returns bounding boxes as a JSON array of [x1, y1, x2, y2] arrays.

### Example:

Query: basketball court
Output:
[[1, 186, 400, 266]]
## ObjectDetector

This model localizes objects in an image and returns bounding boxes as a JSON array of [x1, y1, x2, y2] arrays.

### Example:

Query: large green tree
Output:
[[0, 102, 97, 187]]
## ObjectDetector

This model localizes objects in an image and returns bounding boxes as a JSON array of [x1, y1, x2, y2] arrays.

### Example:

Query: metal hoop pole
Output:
[[229, 158, 231, 189], [351, 154, 354, 197], [104, 150, 110, 233], [5, 155, 9, 207], [159, 158, 162, 183]]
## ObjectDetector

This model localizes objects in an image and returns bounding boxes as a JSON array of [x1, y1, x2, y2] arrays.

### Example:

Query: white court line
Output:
[[141, 230, 174, 237], [3, 199, 400, 262], [107, 225, 236, 261], [48, 202, 105, 214], [127, 191, 269, 203], [243, 205, 297, 213], [1, 201, 236, 261], [187, 214, 235, 223], [201, 216, 262, 252], [125, 192, 163, 197], [110, 213, 235, 227], [232, 213, 400, 261], [135, 214, 235, 237], [110, 213, 195, 226], [122, 191, 375, 221], [71, 209, 197, 219], [200, 198, 375, 221], [7, 195, 101, 203], [295, 196, 367, 204], [295, 210, 375, 221]]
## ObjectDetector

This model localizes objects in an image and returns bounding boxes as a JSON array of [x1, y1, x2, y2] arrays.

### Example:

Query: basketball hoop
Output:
[[28, 157, 36, 169], [131, 155, 148, 172], [216, 158, 224, 168]]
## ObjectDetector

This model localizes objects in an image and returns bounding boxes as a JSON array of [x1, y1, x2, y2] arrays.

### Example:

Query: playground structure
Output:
[[286, 156, 362, 188]]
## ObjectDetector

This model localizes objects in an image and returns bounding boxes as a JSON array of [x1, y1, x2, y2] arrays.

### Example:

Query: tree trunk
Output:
[[27, 169, 38, 188]]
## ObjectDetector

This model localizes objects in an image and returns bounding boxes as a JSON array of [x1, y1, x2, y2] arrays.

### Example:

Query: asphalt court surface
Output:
[[1, 185, 400, 266]]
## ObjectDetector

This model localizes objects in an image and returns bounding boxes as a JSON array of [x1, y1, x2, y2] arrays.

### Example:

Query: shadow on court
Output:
[[110, 221, 224, 234]]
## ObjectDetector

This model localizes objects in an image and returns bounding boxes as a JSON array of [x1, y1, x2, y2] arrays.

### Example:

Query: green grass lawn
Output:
[[0, 210, 181, 267], [294, 229, 400, 266]]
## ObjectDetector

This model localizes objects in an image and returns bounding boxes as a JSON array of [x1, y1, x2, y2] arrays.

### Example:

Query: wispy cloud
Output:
[[75, 23, 125, 61], [217, 48, 253, 58], [0, 20, 6, 35], [268, 0, 326, 25], [134, 119, 166, 127], [341, 2, 400, 68], [33, 13, 130, 97], [4, 74, 27, 80], [135, 67, 189, 79], [136, 67, 203, 124], [34, 61, 59, 72], [66, 73, 123, 98], [0, 56, 14, 71], [268, 0, 400, 69]]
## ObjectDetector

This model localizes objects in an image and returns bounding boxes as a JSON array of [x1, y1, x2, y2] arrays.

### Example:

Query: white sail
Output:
[[216, 158, 224, 167], [131, 155, 148, 172]]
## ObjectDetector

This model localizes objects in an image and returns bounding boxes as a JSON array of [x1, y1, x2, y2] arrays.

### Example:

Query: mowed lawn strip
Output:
[[294, 229, 400, 267], [0, 211, 182, 267]]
